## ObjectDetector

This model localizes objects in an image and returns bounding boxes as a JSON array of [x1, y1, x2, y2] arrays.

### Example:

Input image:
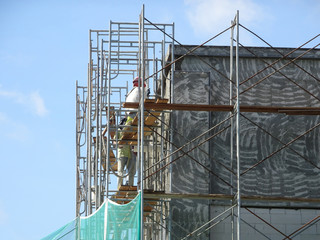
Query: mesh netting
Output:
[[40, 218, 78, 240], [80, 201, 106, 240], [106, 193, 141, 240], [40, 192, 141, 240]]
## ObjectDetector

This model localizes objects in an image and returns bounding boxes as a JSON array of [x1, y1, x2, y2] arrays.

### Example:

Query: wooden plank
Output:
[[102, 150, 118, 172], [118, 125, 136, 144], [111, 189, 320, 206], [131, 115, 139, 125], [130, 126, 154, 140], [144, 112, 161, 126], [143, 98, 167, 127], [93, 137, 117, 171], [119, 185, 138, 191], [145, 98, 155, 103], [112, 186, 157, 211], [115, 99, 167, 145], [123, 102, 320, 115], [123, 102, 233, 111], [142, 192, 320, 204], [156, 98, 169, 104]]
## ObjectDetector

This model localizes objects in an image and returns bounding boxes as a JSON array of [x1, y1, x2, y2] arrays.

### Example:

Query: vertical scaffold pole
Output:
[[87, 29, 92, 215], [97, 38, 104, 209], [107, 22, 112, 201], [168, 21, 175, 240], [76, 81, 80, 217], [139, 5, 145, 239], [94, 36, 100, 211], [235, 10, 241, 240], [230, 18, 235, 240], [95, 32, 101, 211]]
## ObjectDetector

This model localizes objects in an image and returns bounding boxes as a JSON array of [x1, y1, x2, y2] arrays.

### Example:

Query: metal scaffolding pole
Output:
[[229, 17, 235, 240], [76, 81, 80, 216], [87, 30, 93, 215], [94, 36, 101, 210], [235, 10, 241, 240], [106, 22, 112, 201], [139, 5, 145, 239], [169, 20, 175, 240]]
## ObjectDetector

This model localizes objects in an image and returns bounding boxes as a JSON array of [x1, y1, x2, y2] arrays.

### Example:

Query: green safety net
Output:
[[40, 219, 78, 240], [41, 192, 141, 240]]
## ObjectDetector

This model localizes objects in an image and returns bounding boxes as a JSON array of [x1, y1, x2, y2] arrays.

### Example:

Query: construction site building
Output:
[[76, 7, 320, 240]]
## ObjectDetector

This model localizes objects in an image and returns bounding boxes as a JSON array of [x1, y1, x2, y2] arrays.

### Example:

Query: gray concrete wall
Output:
[[174, 46, 320, 199], [210, 206, 320, 240], [169, 45, 320, 239], [171, 71, 210, 239]]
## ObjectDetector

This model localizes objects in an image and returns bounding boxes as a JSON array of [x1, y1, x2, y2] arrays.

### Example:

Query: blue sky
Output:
[[0, 0, 319, 239]]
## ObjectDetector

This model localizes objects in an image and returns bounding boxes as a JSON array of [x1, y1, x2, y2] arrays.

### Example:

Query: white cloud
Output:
[[184, 0, 270, 45], [30, 91, 49, 117], [0, 88, 49, 117], [0, 89, 21, 99], [0, 87, 46, 142]]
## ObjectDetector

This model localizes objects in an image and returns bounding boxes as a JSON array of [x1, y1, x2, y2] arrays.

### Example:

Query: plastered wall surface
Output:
[[169, 46, 320, 239]]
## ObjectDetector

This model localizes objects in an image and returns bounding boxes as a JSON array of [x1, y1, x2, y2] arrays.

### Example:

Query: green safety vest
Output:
[[115, 116, 133, 158]]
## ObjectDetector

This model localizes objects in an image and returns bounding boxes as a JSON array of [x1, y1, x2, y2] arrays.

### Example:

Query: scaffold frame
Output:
[[76, 6, 320, 240]]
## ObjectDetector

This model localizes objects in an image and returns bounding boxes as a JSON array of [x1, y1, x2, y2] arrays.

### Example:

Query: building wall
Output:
[[171, 71, 210, 239], [210, 206, 320, 240], [170, 45, 320, 239], [174, 46, 320, 199]]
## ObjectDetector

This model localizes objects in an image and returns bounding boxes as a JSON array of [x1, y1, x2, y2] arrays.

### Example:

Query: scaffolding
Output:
[[76, 7, 320, 240], [76, 5, 174, 239]]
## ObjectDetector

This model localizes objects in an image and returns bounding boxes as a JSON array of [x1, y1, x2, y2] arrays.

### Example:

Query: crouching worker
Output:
[[115, 116, 136, 190]]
